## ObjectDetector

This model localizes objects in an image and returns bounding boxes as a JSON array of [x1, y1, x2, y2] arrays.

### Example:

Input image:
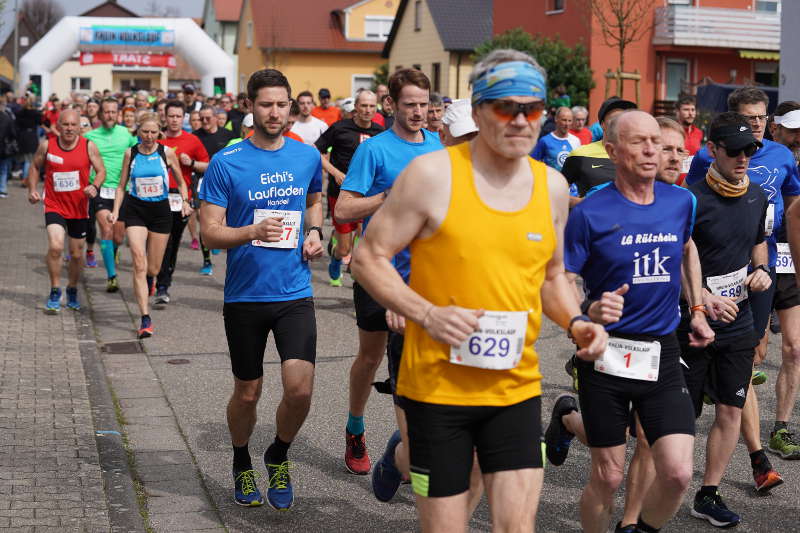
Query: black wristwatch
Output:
[[307, 226, 323, 240], [567, 314, 592, 339], [755, 264, 770, 274]]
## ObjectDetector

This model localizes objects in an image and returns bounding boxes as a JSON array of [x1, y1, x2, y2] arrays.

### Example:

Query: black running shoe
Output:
[[544, 394, 578, 466]]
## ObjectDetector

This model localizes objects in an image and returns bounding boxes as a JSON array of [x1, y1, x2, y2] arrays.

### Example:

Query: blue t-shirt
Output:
[[531, 132, 580, 171], [341, 128, 442, 280], [565, 181, 696, 336], [685, 139, 800, 266], [199, 138, 322, 303], [128, 145, 169, 202]]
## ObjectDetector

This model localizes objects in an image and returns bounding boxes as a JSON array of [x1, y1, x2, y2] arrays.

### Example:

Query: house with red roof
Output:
[[202, 0, 243, 90], [236, 0, 398, 98]]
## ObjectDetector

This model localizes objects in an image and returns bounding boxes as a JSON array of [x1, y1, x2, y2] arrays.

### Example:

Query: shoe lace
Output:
[[781, 431, 800, 447], [235, 469, 260, 496], [348, 434, 366, 458], [268, 461, 292, 490]]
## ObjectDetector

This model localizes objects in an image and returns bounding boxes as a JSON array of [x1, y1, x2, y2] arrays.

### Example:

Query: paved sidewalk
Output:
[[0, 186, 113, 532]]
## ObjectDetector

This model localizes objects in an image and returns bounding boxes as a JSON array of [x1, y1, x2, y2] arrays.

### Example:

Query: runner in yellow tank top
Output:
[[351, 49, 607, 533]]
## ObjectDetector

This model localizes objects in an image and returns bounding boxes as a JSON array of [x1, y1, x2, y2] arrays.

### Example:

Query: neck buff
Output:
[[706, 164, 749, 198], [471, 61, 547, 105]]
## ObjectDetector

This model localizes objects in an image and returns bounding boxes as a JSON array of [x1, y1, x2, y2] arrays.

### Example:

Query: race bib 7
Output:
[[450, 311, 528, 370], [252, 209, 301, 249]]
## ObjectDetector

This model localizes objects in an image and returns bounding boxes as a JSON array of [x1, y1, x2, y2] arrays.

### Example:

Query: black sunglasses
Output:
[[718, 142, 758, 158]]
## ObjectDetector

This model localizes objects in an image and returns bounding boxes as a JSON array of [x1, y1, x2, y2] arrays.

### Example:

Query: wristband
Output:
[[567, 314, 592, 339], [690, 304, 708, 316], [307, 226, 323, 240], [755, 264, 770, 274]]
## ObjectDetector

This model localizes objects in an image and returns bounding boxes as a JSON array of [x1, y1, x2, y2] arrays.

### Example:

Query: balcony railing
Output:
[[653, 5, 780, 50]]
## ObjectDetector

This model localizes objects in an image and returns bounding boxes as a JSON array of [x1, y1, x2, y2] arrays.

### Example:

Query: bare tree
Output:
[[144, 0, 180, 18], [21, 0, 63, 37], [585, 0, 652, 73]]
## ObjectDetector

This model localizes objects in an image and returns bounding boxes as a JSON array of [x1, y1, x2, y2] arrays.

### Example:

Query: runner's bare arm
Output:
[[193, 160, 209, 173], [540, 167, 607, 358], [26, 140, 48, 203], [320, 155, 345, 185], [682, 238, 714, 347], [352, 152, 481, 346], [303, 192, 324, 260], [87, 140, 106, 189], [166, 148, 192, 217], [200, 201, 283, 249], [110, 149, 131, 220], [335, 189, 386, 223], [746, 241, 771, 292]]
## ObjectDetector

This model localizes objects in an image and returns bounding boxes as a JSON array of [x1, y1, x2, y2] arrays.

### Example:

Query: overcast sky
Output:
[[0, 0, 206, 43]]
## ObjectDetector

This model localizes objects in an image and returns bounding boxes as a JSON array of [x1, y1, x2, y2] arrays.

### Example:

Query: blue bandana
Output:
[[471, 61, 547, 105]]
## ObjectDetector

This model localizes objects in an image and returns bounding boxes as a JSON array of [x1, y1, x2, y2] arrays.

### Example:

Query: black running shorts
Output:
[[353, 281, 388, 332], [119, 194, 172, 234], [45, 212, 89, 239], [402, 395, 543, 498], [751, 270, 776, 337], [387, 332, 404, 406], [680, 331, 757, 416], [774, 273, 800, 311], [92, 194, 115, 214], [576, 331, 695, 448], [223, 298, 317, 381]]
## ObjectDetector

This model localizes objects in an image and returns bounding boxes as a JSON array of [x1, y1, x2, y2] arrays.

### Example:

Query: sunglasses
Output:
[[718, 142, 759, 158], [487, 99, 545, 122]]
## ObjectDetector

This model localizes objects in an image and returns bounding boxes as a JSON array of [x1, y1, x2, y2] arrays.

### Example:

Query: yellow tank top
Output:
[[396, 143, 556, 406]]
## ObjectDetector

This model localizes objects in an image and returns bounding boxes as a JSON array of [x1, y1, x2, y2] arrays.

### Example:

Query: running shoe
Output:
[[329, 276, 343, 287], [265, 460, 293, 511], [691, 490, 741, 528], [154, 288, 170, 305], [754, 467, 784, 493], [212, 248, 221, 255], [544, 394, 578, 466], [138, 316, 153, 339], [66, 287, 80, 311], [770, 309, 781, 334], [564, 356, 578, 392], [345, 431, 371, 475], [233, 469, 264, 507], [106, 276, 119, 293], [614, 523, 638, 533], [768, 429, 800, 459], [372, 430, 402, 502], [45, 288, 61, 314], [190, 238, 199, 250], [85, 250, 97, 268], [0, 192, 7, 198], [752, 370, 768, 386], [199, 263, 213, 276], [327, 235, 338, 257]]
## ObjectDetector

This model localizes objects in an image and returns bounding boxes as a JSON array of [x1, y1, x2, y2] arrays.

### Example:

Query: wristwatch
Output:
[[755, 264, 770, 274], [307, 226, 323, 240]]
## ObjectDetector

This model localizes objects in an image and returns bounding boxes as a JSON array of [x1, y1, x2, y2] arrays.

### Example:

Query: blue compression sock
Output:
[[328, 257, 342, 280], [99, 240, 116, 278], [346, 413, 365, 435]]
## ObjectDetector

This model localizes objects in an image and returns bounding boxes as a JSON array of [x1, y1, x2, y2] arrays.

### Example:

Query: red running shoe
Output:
[[754, 467, 783, 493], [345, 430, 371, 475]]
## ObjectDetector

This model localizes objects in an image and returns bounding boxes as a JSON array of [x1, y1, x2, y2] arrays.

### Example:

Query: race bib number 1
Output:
[[53, 171, 79, 192], [252, 209, 301, 249], [168, 193, 183, 212], [777, 242, 795, 274], [594, 337, 660, 381], [706, 265, 748, 303], [450, 311, 528, 370]]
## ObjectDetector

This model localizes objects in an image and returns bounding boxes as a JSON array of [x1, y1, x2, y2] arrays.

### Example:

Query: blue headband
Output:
[[471, 61, 547, 105]]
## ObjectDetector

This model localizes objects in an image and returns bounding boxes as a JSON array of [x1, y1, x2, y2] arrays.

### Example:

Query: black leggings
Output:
[[156, 211, 188, 289]]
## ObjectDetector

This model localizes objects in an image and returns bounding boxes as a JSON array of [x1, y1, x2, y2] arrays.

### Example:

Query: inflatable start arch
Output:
[[19, 16, 235, 98]]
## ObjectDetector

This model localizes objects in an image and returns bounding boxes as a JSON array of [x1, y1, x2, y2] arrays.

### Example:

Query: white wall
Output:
[[779, 2, 800, 102]]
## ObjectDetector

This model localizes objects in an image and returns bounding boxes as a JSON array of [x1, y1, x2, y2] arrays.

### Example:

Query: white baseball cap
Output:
[[442, 99, 478, 138], [342, 97, 355, 113], [242, 113, 253, 128], [774, 109, 800, 129]]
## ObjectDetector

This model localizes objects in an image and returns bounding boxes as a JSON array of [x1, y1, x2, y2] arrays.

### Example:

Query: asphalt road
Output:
[[103, 220, 799, 533]]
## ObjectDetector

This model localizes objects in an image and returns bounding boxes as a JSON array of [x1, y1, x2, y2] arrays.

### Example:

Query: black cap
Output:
[[182, 83, 196, 94], [709, 123, 763, 151], [318, 88, 331, 98], [598, 96, 637, 123]]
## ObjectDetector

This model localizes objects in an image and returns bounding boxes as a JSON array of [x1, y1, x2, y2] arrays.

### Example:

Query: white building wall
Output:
[[779, 2, 800, 102]]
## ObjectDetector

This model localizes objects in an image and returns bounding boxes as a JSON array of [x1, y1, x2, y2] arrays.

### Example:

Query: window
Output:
[[754, 61, 779, 86], [364, 16, 393, 40], [71, 77, 91, 91], [432, 62, 441, 93], [120, 79, 151, 91], [414, 0, 422, 31], [665, 60, 689, 101], [755, 0, 780, 13], [549, 0, 564, 12], [353, 75, 374, 95], [667, 0, 691, 4], [246, 21, 253, 47]]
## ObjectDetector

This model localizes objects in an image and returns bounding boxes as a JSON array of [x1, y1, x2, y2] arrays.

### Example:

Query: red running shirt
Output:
[[158, 131, 209, 199], [43, 136, 91, 219]]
